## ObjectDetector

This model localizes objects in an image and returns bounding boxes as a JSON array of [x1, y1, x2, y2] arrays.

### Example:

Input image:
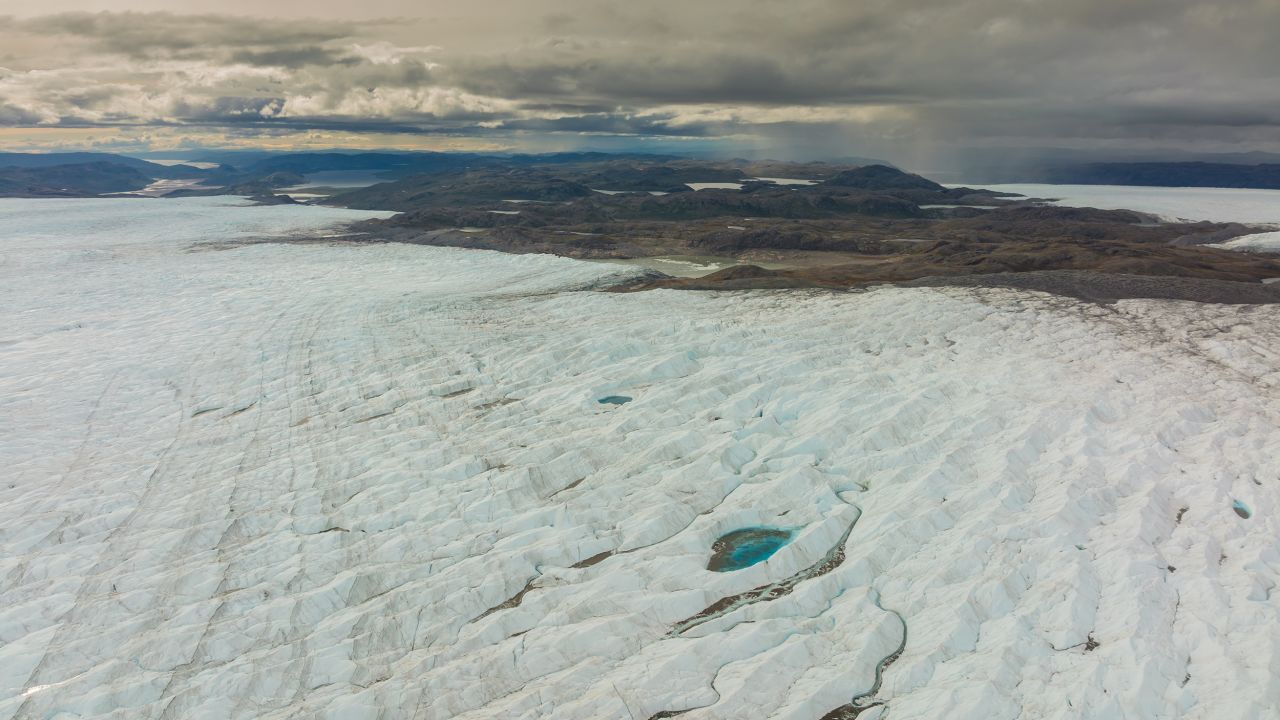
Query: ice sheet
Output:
[[2, 197, 1279, 719], [974, 183, 1280, 224]]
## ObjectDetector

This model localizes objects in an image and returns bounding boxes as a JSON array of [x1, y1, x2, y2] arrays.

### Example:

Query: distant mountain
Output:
[[823, 165, 945, 191], [937, 146, 1280, 184], [0, 151, 153, 169], [1041, 162, 1280, 189], [332, 168, 598, 208], [236, 151, 682, 179], [0, 162, 154, 197], [507, 151, 684, 165], [330, 159, 1004, 225], [16, 149, 881, 188], [0, 152, 203, 179], [244, 152, 454, 176], [204, 153, 888, 204]]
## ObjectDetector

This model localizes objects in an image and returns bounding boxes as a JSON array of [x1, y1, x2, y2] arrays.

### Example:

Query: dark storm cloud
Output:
[[0, 103, 44, 125], [2, 0, 1280, 160], [443, 53, 918, 107], [11, 12, 365, 58], [432, 0, 1280, 109]]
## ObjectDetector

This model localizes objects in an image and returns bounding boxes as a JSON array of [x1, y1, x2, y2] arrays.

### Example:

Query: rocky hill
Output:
[[0, 162, 154, 197]]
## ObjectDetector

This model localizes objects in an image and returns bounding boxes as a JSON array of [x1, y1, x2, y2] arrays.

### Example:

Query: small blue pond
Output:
[[708, 527, 794, 572], [598, 395, 632, 405], [1233, 499, 1252, 519]]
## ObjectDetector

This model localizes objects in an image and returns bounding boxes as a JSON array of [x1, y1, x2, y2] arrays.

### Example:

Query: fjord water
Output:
[[2, 196, 1278, 719]]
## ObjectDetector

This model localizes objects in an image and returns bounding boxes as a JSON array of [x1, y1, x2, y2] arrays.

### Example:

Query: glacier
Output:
[[1, 197, 1279, 719]]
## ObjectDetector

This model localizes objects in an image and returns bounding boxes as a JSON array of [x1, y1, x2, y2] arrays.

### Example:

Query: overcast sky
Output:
[[2, 0, 1279, 168]]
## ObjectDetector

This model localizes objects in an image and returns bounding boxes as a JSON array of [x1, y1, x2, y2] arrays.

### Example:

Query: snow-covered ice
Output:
[[974, 183, 1280, 225], [2, 197, 1280, 719]]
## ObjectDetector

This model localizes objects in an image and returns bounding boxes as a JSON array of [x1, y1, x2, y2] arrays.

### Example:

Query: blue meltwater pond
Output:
[[708, 527, 794, 572]]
